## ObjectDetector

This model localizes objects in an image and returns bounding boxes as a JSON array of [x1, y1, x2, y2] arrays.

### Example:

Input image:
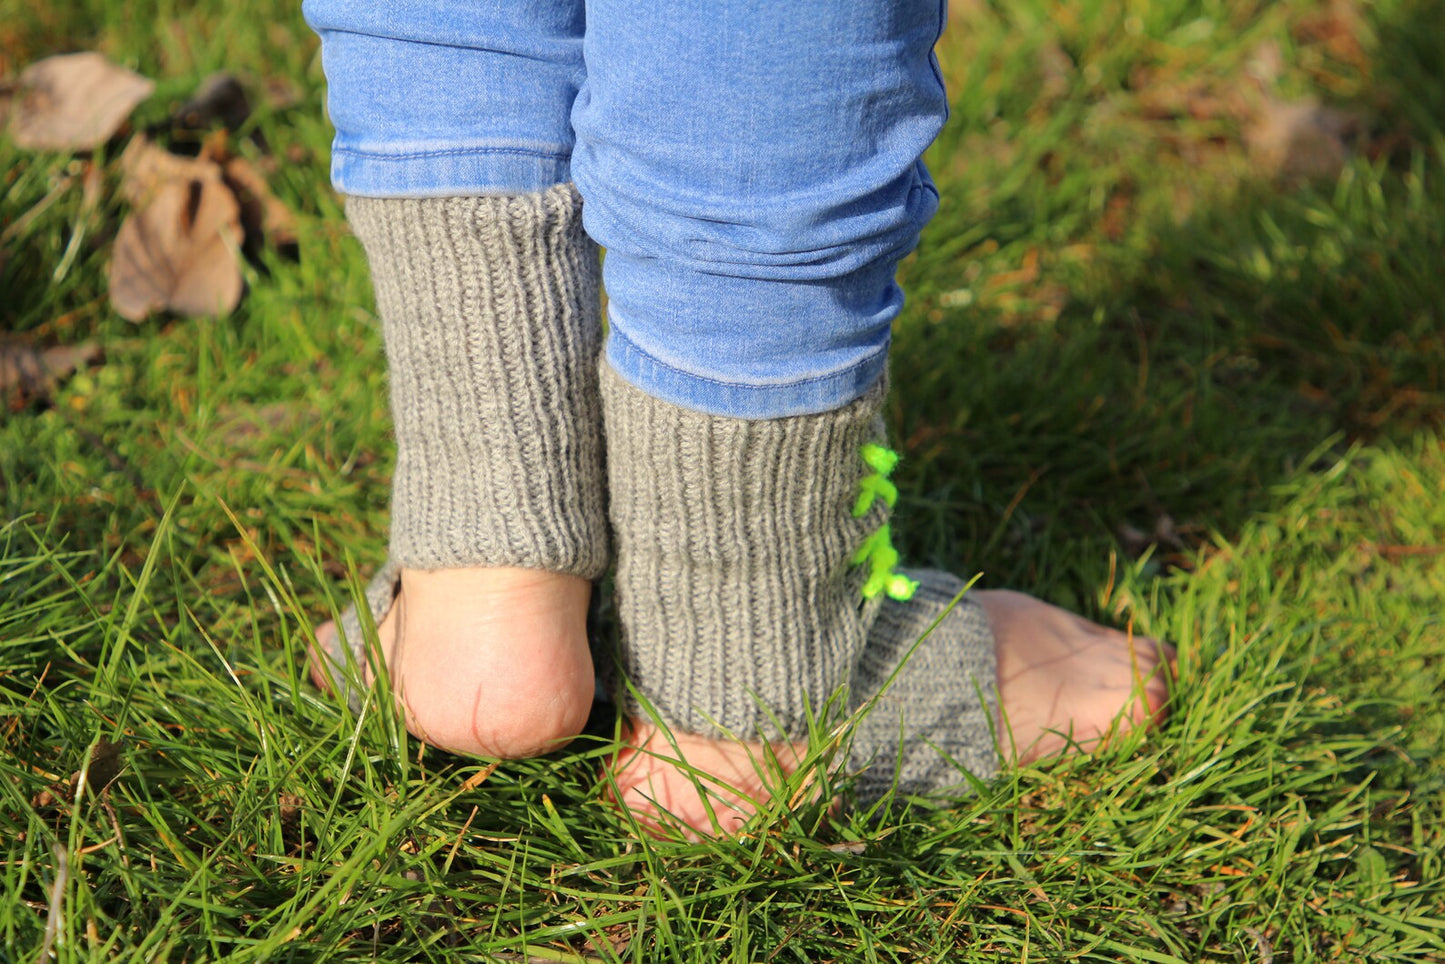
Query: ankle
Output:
[[387, 567, 596, 758]]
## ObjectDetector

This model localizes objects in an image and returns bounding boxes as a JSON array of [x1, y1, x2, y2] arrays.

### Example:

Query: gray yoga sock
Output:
[[848, 569, 1000, 799], [600, 361, 887, 741], [319, 185, 608, 703], [601, 362, 1000, 795], [348, 185, 607, 575]]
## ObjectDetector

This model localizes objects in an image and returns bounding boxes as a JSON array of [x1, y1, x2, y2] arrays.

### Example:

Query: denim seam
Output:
[[609, 323, 887, 392], [334, 146, 572, 162]]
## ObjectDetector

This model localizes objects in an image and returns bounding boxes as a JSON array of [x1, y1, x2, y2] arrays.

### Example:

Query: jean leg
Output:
[[571, 0, 949, 418], [303, 0, 586, 196]]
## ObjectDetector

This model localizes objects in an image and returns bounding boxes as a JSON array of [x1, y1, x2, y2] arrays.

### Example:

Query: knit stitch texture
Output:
[[601, 361, 889, 741], [848, 568, 1000, 799], [602, 364, 1000, 798], [321, 185, 607, 708], [346, 184, 608, 576]]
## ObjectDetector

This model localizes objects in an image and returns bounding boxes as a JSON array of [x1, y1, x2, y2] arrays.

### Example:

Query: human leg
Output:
[[303, 1, 606, 758], [573, 0, 1169, 832]]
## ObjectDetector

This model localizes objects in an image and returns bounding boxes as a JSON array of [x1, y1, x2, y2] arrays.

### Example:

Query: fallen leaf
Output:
[[197, 127, 234, 166], [224, 156, 298, 248], [278, 792, 303, 824], [0, 340, 101, 408], [118, 135, 214, 206], [32, 738, 126, 808], [824, 840, 868, 854], [1245, 97, 1362, 181], [108, 166, 244, 321], [10, 52, 153, 151]]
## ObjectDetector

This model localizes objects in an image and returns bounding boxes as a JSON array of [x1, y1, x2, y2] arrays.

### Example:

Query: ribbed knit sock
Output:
[[848, 569, 1000, 799], [318, 184, 608, 707], [600, 362, 999, 798], [600, 361, 886, 740]]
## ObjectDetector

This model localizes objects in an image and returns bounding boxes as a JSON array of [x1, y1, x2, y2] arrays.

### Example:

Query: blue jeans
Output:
[[304, 0, 949, 418]]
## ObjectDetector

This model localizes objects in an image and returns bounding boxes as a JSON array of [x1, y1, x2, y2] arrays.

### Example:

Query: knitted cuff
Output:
[[345, 184, 608, 578], [600, 361, 894, 741], [848, 569, 1000, 801]]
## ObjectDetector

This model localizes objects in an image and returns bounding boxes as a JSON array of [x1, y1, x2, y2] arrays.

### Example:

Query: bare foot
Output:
[[608, 721, 809, 839], [978, 589, 1173, 763], [607, 589, 1173, 836], [309, 567, 595, 759]]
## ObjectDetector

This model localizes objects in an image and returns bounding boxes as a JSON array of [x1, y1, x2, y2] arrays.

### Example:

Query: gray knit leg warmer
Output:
[[600, 361, 888, 740], [319, 184, 608, 705], [600, 362, 1000, 798], [848, 569, 1000, 799]]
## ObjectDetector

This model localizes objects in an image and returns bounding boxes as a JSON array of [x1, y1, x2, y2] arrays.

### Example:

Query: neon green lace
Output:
[[850, 443, 918, 601]]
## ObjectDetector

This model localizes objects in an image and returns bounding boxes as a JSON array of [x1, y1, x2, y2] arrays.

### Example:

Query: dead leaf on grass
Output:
[[0, 340, 101, 408], [122, 134, 295, 253], [1245, 97, 1363, 182], [10, 52, 153, 151], [278, 791, 304, 824], [118, 135, 212, 205], [109, 143, 244, 320], [224, 156, 297, 249], [32, 737, 126, 808]]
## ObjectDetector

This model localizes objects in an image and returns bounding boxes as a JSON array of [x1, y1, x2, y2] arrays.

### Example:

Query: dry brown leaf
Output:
[[0, 340, 101, 408], [32, 738, 126, 808], [1245, 97, 1362, 181], [10, 52, 153, 151], [278, 792, 303, 824], [108, 159, 244, 321], [118, 136, 215, 206], [224, 156, 298, 248]]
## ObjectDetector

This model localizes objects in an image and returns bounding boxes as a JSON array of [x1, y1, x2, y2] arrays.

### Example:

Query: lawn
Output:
[[2, 0, 1443, 960]]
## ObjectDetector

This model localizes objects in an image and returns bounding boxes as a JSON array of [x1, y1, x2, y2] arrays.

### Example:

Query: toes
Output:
[[1124, 633, 1175, 720], [606, 723, 802, 840], [985, 588, 1178, 763]]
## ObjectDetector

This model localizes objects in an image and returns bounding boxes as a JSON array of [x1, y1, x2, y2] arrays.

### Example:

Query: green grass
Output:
[[3, 0, 1444, 960]]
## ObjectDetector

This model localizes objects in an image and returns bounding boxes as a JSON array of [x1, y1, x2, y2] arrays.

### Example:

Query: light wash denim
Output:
[[303, 0, 949, 418]]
